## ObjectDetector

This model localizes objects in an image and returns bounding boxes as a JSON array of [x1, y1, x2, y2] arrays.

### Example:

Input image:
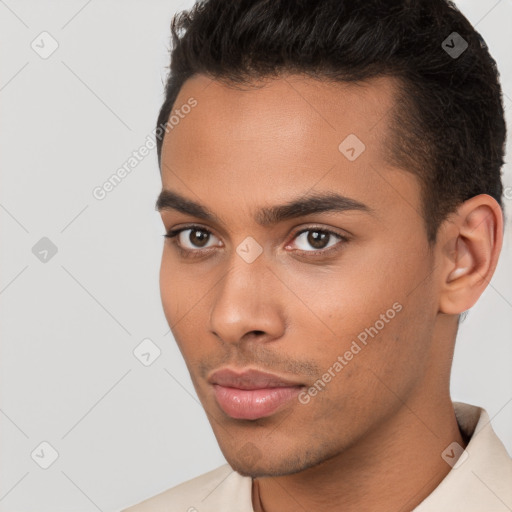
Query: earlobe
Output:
[[438, 195, 503, 315]]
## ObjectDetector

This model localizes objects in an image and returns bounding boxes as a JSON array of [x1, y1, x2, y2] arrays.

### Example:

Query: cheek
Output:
[[288, 240, 435, 396], [159, 253, 203, 359], [159, 248, 212, 318], [159, 254, 180, 321]]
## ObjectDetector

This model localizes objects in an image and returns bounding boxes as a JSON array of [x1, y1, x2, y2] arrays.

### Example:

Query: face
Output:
[[157, 73, 441, 477]]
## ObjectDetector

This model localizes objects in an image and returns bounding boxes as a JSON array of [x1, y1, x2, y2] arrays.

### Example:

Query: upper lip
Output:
[[208, 368, 304, 390]]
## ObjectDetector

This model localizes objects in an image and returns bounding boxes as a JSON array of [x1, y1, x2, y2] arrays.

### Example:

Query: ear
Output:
[[437, 194, 503, 315]]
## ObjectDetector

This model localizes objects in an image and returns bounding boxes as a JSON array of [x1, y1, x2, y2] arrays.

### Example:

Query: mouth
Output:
[[208, 368, 305, 420]]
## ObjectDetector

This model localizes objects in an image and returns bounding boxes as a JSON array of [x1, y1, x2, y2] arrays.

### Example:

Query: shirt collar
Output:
[[412, 401, 512, 511]]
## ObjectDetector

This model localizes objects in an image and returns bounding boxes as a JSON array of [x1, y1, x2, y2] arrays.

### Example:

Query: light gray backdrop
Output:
[[1, 1, 511, 511]]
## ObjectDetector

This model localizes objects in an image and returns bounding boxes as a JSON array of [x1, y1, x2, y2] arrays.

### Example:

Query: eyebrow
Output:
[[155, 188, 374, 227]]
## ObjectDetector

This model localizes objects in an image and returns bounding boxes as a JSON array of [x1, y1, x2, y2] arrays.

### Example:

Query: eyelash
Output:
[[163, 224, 349, 259]]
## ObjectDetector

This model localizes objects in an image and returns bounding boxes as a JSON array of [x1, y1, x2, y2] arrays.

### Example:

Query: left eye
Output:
[[291, 228, 345, 252]]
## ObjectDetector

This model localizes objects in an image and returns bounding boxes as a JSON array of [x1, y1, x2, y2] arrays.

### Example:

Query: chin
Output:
[[227, 448, 326, 478], [230, 460, 299, 478]]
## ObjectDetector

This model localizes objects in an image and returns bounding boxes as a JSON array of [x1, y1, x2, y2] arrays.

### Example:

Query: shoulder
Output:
[[121, 463, 253, 512]]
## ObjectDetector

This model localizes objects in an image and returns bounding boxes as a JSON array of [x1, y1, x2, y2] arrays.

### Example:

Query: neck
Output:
[[252, 394, 465, 512]]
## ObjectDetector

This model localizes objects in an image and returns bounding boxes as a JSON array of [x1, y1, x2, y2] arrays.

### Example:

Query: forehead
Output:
[[159, 73, 419, 228], [163, 72, 399, 164]]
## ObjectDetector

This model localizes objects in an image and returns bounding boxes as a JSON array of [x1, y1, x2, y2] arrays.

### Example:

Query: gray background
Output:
[[0, 1, 511, 510]]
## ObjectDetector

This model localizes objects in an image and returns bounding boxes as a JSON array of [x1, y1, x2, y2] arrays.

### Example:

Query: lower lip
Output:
[[212, 384, 303, 420]]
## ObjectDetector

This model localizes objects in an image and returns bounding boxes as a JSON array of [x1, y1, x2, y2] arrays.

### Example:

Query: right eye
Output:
[[164, 225, 222, 257]]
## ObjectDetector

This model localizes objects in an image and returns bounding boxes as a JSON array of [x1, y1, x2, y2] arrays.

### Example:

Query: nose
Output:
[[209, 256, 286, 346]]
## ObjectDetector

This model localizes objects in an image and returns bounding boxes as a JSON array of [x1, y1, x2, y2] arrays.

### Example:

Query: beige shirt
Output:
[[122, 402, 512, 511]]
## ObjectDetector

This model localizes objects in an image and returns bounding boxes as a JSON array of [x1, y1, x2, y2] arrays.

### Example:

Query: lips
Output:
[[208, 368, 304, 420]]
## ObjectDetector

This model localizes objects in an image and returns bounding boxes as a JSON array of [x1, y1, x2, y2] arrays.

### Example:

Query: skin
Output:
[[156, 73, 503, 512]]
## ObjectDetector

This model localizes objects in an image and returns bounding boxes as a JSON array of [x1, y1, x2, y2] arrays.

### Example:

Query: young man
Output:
[[124, 0, 511, 510]]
